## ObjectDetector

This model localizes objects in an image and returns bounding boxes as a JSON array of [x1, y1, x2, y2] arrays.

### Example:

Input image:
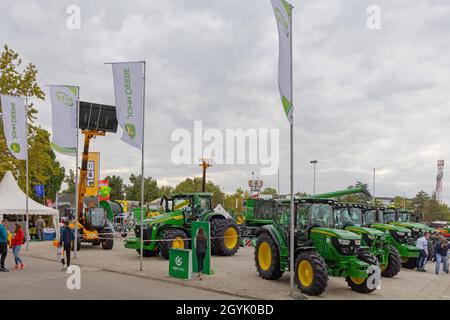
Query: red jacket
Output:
[[11, 229, 24, 247]]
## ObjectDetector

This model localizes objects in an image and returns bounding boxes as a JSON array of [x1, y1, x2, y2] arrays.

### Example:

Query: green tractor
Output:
[[240, 198, 278, 245], [333, 203, 401, 278], [254, 197, 379, 296], [124, 192, 241, 259], [385, 208, 439, 261], [363, 206, 420, 269]]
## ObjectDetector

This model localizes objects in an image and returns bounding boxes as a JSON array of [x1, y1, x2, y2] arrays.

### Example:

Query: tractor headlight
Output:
[[354, 239, 361, 246], [338, 239, 351, 246], [412, 228, 419, 232], [367, 234, 376, 240], [397, 232, 405, 236]]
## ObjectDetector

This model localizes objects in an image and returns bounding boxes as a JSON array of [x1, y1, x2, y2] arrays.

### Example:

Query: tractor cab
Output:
[[171, 192, 213, 222], [333, 203, 365, 229]]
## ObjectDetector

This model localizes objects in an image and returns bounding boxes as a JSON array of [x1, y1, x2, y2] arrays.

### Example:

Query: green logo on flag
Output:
[[10, 142, 21, 153], [55, 92, 74, 106], [274, 8, 289, 37], [124, 123, 136, 139]]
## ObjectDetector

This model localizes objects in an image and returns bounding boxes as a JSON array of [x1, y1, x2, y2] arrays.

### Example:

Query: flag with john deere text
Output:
[[271, 0, 293, 124], [0, 95, 27, 160]]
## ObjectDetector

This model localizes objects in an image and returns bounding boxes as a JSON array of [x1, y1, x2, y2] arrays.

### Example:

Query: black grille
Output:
[[134, 226, 152, 245], [332, 238, 359, 256]]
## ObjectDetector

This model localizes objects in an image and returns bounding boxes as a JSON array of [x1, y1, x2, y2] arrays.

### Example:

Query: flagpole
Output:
[[140, 61, 146, 271], [288, 3, 295, 298], [25, 98, 29, 251], [74, 87, 80, 258]]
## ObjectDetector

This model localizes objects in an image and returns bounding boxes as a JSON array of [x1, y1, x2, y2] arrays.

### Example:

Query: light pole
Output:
[[310, 160, 318, 195]]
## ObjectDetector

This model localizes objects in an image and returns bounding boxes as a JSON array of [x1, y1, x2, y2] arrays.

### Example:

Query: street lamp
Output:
[[310, 160, 318, 195]]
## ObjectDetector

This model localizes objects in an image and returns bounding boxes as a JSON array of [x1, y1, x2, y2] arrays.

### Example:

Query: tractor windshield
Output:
[[363, 209, 378, 225], [334, 207, 362, 228], [308, 203, 334, 228], [398, 212, 412, 223], [384, 210, 396, 223]]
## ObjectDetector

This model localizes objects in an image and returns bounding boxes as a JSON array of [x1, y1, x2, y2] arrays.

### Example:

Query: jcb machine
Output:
[[71, 101, 118, 251]]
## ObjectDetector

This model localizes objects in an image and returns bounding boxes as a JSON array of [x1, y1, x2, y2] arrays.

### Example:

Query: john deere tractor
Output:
[[363, 206, 420, 269], [386, 208, 439, 261], [333, 203, 401, 278], [124, 192, 240, 259], [254, 197, 379, 296]]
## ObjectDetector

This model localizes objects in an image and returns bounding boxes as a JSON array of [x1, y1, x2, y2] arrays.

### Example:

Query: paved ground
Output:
[[12, 240, 450, 300], [0, 256, 242, 300]]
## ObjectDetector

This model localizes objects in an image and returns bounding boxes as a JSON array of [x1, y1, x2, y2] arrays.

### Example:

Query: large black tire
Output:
[[401, 256, 418, 269], [346, 251, 378, 293], [254, 233, 283, 280], [294, 251, 328, 296], [381, 246, 401, 278], [136, 248, 159, 257], [210, 219, 240, 256], [101, 238, 114, 250], [159, 229, 189, 260]]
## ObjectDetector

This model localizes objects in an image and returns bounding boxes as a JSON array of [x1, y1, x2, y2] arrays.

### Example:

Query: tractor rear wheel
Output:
[[294, 252, 328, 296], [101, 238, 114, 250], [159, 229, 189, 260], [381, 246, 401, 278], [136, 248, 159, 257], [346, 251, 378, 293], [211, 219, 240, 256], [254, 233, 283, 280], [401, 256, 418, 269]]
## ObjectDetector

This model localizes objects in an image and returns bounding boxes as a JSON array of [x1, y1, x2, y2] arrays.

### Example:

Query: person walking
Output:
[[0, 219, 9, 272], [434, 237, 449, 275], [59, 220, 74, 271], [35, 216, 46, 241], [11, 223, 25, 270], [195, 228, 207, 280], [416, 231, 430, 272]]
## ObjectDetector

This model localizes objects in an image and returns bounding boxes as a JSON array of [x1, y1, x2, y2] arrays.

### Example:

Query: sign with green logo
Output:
[[169, 248, 192, 280], [0, 95, 27, 160], [192, 221, 212, 275]]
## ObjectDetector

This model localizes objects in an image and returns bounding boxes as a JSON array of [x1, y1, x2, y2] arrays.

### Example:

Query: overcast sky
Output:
[[1, 0, 450, 201]]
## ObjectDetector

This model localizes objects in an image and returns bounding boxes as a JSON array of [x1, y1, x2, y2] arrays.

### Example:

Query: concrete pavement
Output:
[[0, 256, 243, 300]]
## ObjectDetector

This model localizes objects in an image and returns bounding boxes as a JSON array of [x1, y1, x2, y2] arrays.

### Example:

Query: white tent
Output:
[[0, 171, 59, 233]]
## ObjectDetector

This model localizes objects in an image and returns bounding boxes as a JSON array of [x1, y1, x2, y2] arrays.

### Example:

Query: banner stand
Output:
[[191, 221, 212, 276]]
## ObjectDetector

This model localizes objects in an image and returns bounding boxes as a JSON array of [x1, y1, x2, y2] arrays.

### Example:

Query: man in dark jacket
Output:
[[59, 221, 74, 271], [0, 219, 9, 272]]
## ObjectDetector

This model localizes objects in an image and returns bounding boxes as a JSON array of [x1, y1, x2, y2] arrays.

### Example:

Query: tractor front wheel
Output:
[[211, 219, 240, 256], [346, 251, 378, 293], [159, 229, 189, 260], [381, 246, 401, 278], [294, 252, 328, 296], [401, 256, 418, 269], [101, 237, 114, 250], [254, 233, 283, 280]]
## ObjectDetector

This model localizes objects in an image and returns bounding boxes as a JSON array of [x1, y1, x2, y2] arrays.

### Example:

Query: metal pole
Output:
[[74, 87, 80, 257], [289, 4, 295, 297], [313, 162, 316, 195], [277, 168, 280, 195], [140, 61, 146, 271], [25, 98, 29, 251], [372, 168, 376, 205]]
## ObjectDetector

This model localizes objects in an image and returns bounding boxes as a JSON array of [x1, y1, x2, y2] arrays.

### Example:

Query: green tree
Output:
[[0, 45, 64, 200], [62, 169, 76, 194], [173, 177, 224, 207], [224, 188, 247, 214], [124, 174, 160, 202], [261, 187, 277, 196], [159, 185, 173, 198], [104, 175, 125, 200], [338, 182, 372, 204]]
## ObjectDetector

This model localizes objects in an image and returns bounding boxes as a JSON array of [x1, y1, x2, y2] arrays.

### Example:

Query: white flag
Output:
[[111, 62, 144, 150], [49, 85, 79, 155], [271, 0, 293, 124], [1, 95, 27, 160]]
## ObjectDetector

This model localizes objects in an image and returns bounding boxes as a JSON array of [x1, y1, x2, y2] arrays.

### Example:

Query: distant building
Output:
[[375, 197, 395, 206]]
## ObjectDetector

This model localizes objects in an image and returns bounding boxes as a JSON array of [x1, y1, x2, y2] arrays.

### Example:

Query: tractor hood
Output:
[[143, 211, 184, 226], [371, 223, 411, 233], [311, 227, 361, 240], [390, 222, 434, 232], [345, 226, 384, 236]]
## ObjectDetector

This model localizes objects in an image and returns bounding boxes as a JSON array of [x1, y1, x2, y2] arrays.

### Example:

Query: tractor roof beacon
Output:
[[124, 192, 241, 259]]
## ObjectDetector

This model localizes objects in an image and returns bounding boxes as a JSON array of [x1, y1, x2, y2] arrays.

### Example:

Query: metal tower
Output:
[[436, 160, 444, 203]]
